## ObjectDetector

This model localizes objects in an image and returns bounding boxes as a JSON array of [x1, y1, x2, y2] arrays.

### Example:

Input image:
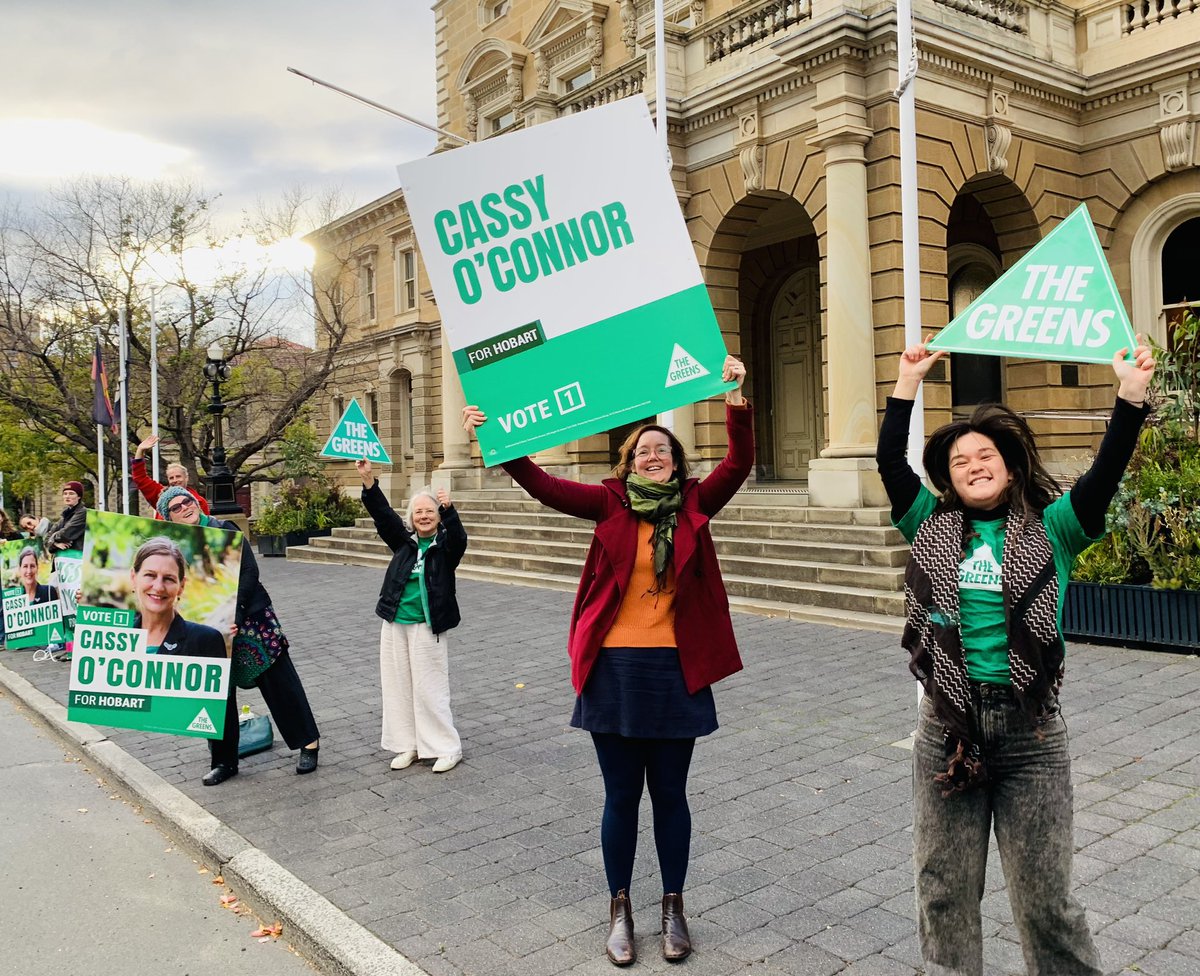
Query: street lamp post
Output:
[[203, 341, 242, 515]]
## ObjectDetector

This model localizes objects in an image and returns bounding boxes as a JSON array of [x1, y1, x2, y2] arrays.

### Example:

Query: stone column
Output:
[[806, 128, 885, 507], [434, 327, 475, 491]]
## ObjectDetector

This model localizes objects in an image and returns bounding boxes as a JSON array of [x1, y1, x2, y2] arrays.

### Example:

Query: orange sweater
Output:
[[601, 520, 677, 648]]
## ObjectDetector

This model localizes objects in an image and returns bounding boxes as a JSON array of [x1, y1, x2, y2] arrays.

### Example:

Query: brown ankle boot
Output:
[[605, 889, 635, 966], [661, 892, 691, 961]]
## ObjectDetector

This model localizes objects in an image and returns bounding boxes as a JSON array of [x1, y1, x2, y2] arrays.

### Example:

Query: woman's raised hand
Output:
[[355, 458, 374, 487], [722, 355, 746, 405], [1113, 333, 1156, 405], [135, 433, 159, 459], [436, 487, 451, 509], [462, 405, 487, 435], [894, 334, 948, 399]]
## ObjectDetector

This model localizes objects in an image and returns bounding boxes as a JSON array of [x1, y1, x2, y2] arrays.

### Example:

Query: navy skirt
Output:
[[571, 647, 718, 739]]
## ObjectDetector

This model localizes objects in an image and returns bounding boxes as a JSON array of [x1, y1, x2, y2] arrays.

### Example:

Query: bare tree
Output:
[[0, 177, 360, 502]]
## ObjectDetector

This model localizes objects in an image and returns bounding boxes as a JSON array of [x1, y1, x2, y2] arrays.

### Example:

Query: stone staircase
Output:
[[286, 488, 909, 633]]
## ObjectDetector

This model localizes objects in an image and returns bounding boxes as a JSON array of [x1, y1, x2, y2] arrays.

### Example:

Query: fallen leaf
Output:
[[213, 875, 224, 885], [251, 922, 284, 939], [515, 683, 525, 689], [220, 894, 239, 908], [197, 867, 209, 875]]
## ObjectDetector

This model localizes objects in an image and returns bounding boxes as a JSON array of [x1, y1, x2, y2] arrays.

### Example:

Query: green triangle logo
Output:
[[321, 398, 392, 463], [48, 627, 63, 642], [928, 205, 1137, 365]]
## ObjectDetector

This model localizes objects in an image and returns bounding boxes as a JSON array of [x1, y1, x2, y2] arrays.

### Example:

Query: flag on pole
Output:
[[91, 338, 116, 428]]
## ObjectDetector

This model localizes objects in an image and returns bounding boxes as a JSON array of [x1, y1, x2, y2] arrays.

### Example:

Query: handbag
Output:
[[231, 605, 289, 689], [238, 710, 275, 757]]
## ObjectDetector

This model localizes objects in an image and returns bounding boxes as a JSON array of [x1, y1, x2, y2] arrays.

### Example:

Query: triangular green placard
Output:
[[321, 398, 392, 463], [927, 204, 1137, 365]]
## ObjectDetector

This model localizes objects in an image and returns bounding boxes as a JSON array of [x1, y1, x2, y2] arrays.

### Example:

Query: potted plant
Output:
[[1066, 307, 1200, 651], [254, 480, 367, 556]]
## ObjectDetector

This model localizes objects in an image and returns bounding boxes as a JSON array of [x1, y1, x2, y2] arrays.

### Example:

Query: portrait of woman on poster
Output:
[[17, 546, 58, 605]]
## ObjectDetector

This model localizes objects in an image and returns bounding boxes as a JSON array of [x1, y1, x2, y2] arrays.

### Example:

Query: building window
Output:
[[368, 391, 379, 426], [1161, 215, 1200, 344], [563, 67, 594, 93], [480, 0, 509, 24], [490, 111, 515, 133], [949, 263, 1003, 410], [362, 265, 376, 322], [395, 246, 416, 312], [332, 395, 345, 431]]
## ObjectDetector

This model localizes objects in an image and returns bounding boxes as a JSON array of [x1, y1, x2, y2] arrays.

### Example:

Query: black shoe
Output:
[[202, 764, 238, 786], [296, 746, 319, 774]]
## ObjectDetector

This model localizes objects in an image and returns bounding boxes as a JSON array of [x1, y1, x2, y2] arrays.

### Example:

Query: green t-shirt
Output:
[[393, 535, 434, 625], [895, 486, 1098, 684]]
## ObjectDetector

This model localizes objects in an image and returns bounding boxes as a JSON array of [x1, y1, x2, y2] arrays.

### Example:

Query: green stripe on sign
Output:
[[461, 283, 733, 466], [455, 320, 546, 372]]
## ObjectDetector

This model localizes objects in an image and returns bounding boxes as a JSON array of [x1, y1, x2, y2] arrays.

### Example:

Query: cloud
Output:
[[0, 0, 437, 212]]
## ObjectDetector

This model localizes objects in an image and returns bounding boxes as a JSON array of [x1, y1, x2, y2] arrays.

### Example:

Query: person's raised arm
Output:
[[877, 335, 946, 518], [356, 458, 410, 550], [1070, 336, 1156, 535], [698, 356, 753, 516], [462, 405, 606, 521]]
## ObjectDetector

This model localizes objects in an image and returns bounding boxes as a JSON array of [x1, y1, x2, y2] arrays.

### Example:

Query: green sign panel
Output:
[[928, 204, 1137, 365], [397, 97, 734, 466], [67, 605, 230, 739], [321, 398, 391, 463]]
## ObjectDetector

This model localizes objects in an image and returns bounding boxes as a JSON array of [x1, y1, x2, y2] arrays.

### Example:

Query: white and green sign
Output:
[[397, 97, 733, 465], [53, 549, 83, 641], [1, 539, 61, 649], [66, 510, 242, 739], [321, 398, 391, 463], [928, 204, 1137, 364], [67, 606, 230, 738]]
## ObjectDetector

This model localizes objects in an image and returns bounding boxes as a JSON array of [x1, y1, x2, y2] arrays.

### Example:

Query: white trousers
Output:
[[379, 621, 461, 758]]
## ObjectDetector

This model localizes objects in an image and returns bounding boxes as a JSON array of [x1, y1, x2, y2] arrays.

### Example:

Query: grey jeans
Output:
[[913, 685, 1101, 976]]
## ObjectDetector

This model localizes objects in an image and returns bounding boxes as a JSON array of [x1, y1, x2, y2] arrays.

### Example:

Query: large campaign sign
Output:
[[397, 96, 733, 465], [67, 511, 236, 739], [1, 539, 61, 649], [928, 204, 1137, 364]]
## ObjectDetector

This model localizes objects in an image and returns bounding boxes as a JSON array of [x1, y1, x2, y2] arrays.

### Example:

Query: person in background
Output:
[[132, 434, 210, 520], [463, 355, 752, 967], [18, 514, 50, 540], [45, 481, 87, 552], [159, 485, 321, 783], [876, 334, 1156, 976], [356, 462, 467, 775]]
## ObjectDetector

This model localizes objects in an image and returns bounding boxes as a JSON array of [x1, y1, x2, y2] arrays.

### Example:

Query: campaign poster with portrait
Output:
[[1, 538, 63, 650], [52, 548, 83, 641], [66, 511, 239, 739]]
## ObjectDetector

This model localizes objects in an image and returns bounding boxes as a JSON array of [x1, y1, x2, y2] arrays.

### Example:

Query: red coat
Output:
[[130, 457, 210, 519], [503, 403, 754, 695]]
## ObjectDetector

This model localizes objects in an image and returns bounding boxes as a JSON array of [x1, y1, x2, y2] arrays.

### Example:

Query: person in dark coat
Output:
[[158, 486, 321, 783], [463, 354, 751, 967], [45, 481, 87, 552], [356, 463, 467, 775]]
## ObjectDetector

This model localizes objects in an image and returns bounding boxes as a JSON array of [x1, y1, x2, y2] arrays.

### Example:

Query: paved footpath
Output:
[[4, 558, 1199, 976]]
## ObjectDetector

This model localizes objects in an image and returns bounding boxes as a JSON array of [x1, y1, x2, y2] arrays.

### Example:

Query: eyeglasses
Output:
[[167, 497, 197, 515], [633, 445, 673, 459]]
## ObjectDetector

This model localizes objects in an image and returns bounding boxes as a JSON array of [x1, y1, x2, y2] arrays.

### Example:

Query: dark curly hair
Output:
[[924, 404, 1061, 520]]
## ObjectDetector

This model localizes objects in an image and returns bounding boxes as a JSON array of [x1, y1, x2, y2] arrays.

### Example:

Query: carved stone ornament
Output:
[[690, 0, 706, 26], [587, 21, 603, 74], [464, 92, 478, 137], [620, 0, 637, 56], [1160, 88, 1187, 119], [507, 65, 524, 120], [535, 50, 550, 91], [986, 121, 1011, 175], [1160, 120, 1194, 172], [740, 144, 766, 192]]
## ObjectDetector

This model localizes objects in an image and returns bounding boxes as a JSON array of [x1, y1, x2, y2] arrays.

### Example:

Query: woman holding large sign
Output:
[[159, 486, 322, 782], [464, 354, 751, 967], [876, 335, 1155, 975]]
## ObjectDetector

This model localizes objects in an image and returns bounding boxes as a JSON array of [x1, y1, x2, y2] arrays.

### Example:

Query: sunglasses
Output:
[[167, 496, 197, 515]]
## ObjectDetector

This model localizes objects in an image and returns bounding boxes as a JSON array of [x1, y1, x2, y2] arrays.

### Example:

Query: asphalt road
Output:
[[0, 685, 318, 976]]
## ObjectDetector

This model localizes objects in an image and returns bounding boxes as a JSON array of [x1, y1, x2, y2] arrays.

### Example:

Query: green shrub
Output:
[[254, 480, 366, 536]]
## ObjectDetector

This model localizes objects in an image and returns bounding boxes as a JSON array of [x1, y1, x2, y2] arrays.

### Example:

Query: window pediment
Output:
[[525, 1, 608, 95], [457, 39, 527, 138]]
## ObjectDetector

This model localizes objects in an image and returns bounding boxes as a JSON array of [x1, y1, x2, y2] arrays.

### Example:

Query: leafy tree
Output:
[[0, 177, 362, 506]]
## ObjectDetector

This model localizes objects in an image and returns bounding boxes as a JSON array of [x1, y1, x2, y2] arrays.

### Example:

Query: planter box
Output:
[[1064, 582, 1200, 652], [257, 528, 332, 557]]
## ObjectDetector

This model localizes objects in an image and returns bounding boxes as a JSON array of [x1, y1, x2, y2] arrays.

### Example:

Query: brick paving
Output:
[[5, 557, 1199, 976]]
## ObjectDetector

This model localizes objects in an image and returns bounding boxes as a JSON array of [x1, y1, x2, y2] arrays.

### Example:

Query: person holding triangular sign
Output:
[[876, 333, 1155, 975]]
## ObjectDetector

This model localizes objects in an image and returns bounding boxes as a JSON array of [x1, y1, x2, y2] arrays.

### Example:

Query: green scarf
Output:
[[624, 473, 682, 593], [197, 513, 213, 527]]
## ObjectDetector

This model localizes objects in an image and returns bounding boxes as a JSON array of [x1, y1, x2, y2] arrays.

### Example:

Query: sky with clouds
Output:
[[1, 1, 439, 222]]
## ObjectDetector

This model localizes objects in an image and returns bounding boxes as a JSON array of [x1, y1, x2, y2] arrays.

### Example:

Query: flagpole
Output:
[[150, 290, 160, 483], [118, 307, 131, 515], [94, 324, 107, 512], [654, 0, 676, 432]]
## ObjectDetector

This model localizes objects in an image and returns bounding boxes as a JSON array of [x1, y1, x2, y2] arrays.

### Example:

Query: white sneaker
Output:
[[390, 751, 417, 770], [431, 753, 461, 773]]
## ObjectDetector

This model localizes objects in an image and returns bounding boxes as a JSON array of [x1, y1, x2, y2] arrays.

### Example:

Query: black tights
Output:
[[591, 732, 696, 897]]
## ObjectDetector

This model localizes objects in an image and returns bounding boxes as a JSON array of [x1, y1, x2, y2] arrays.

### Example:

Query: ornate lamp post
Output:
[[203, 341, 242, 515]]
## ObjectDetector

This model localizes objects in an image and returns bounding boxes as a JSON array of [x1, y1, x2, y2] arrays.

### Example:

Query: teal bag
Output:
[[238, 711, 274, 757]]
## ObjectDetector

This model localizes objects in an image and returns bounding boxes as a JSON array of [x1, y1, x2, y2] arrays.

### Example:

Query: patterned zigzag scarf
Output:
[[902, 508, 1064, 794]]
